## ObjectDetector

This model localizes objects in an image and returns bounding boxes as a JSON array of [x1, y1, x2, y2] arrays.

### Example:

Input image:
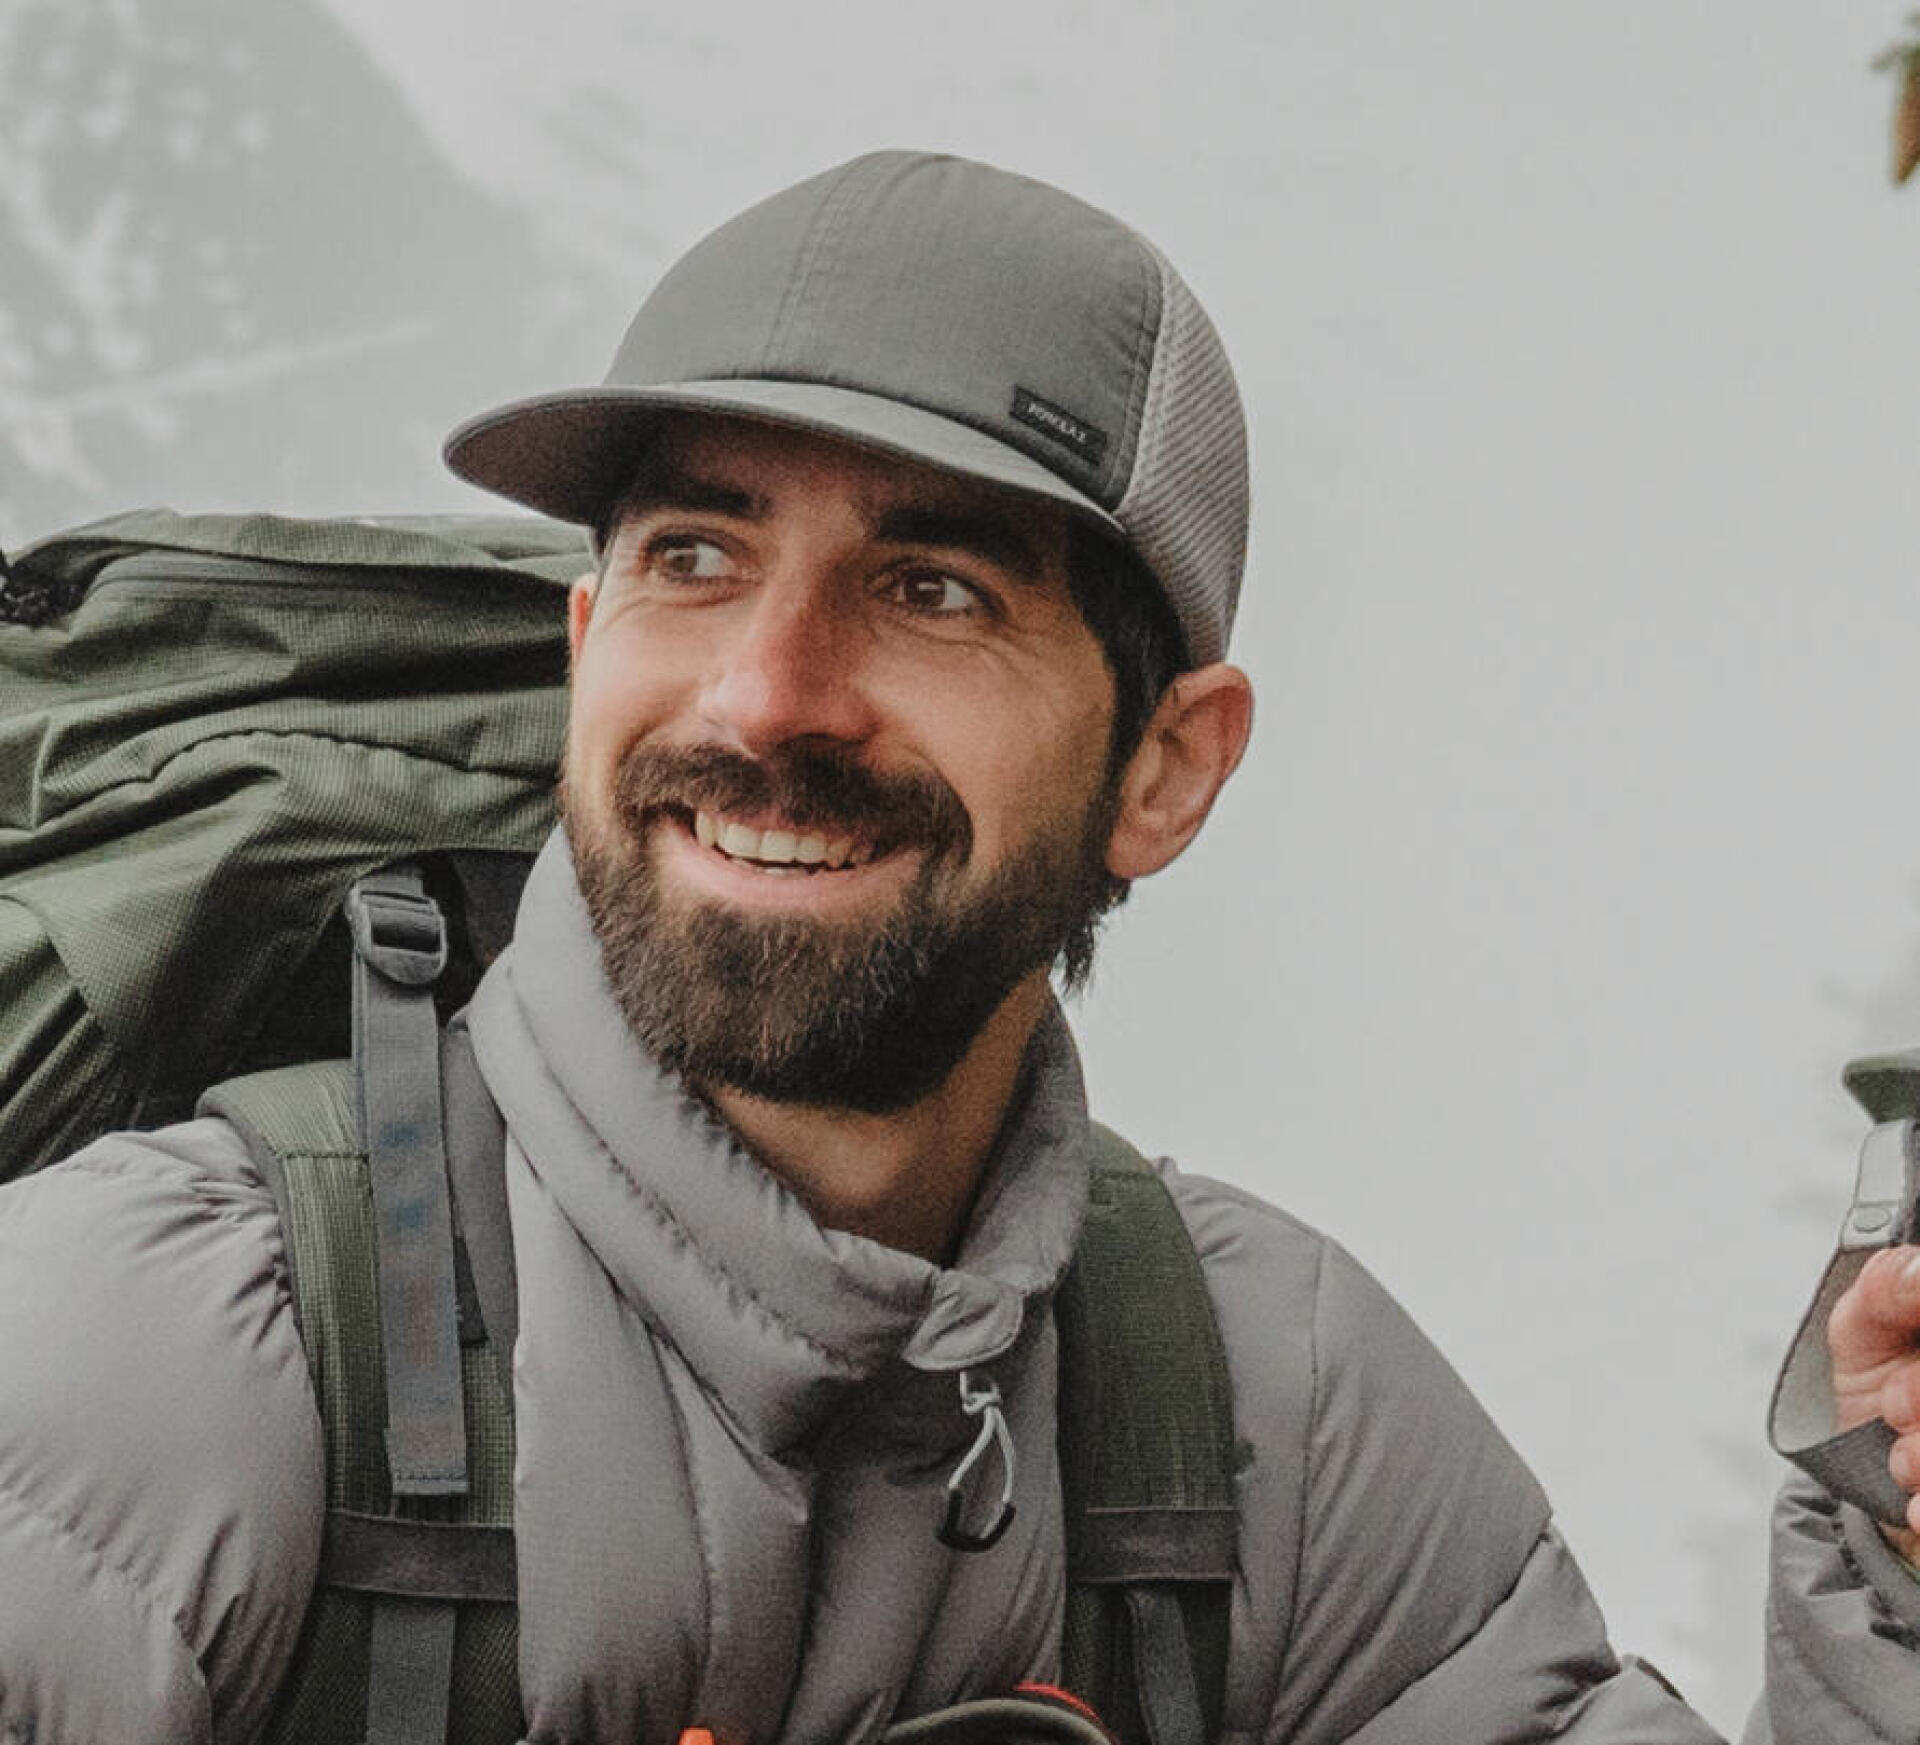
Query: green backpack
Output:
[[0, 509, 583, 1181], [1, 510, 1240, 1743]]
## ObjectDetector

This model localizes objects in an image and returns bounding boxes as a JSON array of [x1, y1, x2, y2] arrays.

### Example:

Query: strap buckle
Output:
[[347, 879, 450, 988]]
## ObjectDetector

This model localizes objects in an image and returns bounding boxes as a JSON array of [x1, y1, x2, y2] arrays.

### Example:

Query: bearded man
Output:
[[2, 150, 1919, 1745]]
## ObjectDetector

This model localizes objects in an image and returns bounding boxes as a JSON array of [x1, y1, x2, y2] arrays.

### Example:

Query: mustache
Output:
[[611, 743, 972, 860]]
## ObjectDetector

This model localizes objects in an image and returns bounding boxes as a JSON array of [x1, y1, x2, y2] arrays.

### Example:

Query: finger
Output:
[[1887, 1367, 1920, 1437], [1829, 1246, 1920, 1375], [1891, 1428, 1920, 1491]]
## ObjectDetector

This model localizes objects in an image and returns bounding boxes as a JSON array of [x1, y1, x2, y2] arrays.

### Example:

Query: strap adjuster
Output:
[[347, 882, 450, 988]]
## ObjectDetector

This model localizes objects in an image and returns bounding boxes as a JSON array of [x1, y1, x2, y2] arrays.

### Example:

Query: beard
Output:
[[563, 741, 1120, 1113]]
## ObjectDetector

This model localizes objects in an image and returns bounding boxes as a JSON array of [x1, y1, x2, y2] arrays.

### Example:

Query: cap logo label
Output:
[[1009, 387, 1109, 468]]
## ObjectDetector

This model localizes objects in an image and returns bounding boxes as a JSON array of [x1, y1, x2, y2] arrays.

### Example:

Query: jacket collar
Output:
[[466, 832, 1092, 1450]]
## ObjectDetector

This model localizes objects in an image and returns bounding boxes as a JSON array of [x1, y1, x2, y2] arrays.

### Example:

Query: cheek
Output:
[[1025, 648, 1120, 792], [564, 650, 675, 809], [953, 692, 1117, 861]]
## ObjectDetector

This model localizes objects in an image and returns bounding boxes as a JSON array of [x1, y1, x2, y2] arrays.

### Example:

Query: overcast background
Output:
[[5, 1, 1920, 1729]]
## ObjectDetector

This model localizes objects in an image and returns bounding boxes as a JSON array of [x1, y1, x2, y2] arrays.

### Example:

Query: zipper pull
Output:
[[939, 1369, 1017, 1553]]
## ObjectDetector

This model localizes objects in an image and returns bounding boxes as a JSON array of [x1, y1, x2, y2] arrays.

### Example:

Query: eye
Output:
[[889, 568, 989, 617], [649, 536, 734, 582]]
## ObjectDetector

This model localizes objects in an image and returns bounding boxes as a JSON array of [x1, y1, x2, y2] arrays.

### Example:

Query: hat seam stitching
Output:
[[764, 157, 880, 375]]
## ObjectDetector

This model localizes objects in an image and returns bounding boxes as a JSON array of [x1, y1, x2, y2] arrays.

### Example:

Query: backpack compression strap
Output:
[[1768, 1050, 1920, 1526], [1056, 1127, 1238, 1745], [348, 867, 469, 1745]]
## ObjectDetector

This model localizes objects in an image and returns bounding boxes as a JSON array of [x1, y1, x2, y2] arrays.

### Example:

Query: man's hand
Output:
[[1829, 1243, 1920, 1557]]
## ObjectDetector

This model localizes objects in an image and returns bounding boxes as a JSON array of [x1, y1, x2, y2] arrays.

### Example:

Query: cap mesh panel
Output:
[[1113, 245, 1248, 666]]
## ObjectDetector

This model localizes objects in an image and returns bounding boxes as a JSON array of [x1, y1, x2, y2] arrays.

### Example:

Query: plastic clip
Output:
[[346, 879, 450, 988]]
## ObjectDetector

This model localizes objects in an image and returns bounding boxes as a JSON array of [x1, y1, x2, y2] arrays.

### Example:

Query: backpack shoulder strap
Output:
[[202, 871, 520, 1745], [442, 1014, 518, 1403], [203, 1057, 380, 1493], [210, 1058, 414, 1745], [1057, 1123, 1237, 1745], [1768, 1049, 1920, 1525]]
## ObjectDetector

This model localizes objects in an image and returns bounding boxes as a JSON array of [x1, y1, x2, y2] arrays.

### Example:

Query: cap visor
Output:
[[444, 378, 1120, 538]]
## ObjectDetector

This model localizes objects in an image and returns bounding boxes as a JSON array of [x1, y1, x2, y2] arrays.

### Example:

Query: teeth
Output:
[[696, 811, 868, 870]]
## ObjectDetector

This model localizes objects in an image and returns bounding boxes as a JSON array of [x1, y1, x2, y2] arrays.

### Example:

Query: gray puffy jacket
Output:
[[0, 842, 1903, 1743]]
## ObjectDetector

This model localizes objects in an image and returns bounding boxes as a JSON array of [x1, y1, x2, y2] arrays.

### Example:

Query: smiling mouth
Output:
[[688, 808, 881, 872]]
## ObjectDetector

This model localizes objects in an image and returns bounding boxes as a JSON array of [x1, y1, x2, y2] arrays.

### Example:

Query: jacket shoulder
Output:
[[1752, 1471, 1920, 1743], [0, 1120, 324, 1745], [1157, 1164, 1719, 1745]]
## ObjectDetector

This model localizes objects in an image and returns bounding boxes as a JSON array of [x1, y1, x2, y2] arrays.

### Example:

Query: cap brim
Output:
[[444, 378, 1122, 540]]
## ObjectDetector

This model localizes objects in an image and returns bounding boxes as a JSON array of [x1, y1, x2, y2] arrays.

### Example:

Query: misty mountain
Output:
[[0, 0, 618, 547]]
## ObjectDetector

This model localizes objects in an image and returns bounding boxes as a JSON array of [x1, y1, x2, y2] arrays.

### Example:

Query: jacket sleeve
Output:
[[1743, 1471, 1920, 1743], [1163, 1167, 1724, 1745], [0, 1119, 325, 1745]]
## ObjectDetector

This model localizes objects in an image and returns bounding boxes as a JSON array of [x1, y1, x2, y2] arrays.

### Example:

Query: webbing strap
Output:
[[1769, 1054, 1920, 1526], [324, 1510, 517, 1602], [1057, 1125, 1236, 1745], [1125, 1587, 1207, 1745], [348, 868, 467, 1499], [366, 1599, 458, 1745], [1072, 1509, 1238, 1585], [348, 868, 469, 1745], [442, 1020, 518, 1405]]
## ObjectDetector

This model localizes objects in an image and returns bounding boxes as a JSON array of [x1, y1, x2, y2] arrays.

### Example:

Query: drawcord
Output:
[[938, 1369, 1017, 1552]]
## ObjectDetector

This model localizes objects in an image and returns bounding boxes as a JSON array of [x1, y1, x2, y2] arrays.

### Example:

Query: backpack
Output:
[[203, 867, 1242, 1745], [0, 508, 583, 1181]]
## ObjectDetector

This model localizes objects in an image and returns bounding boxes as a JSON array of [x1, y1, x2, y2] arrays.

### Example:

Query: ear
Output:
[[1104, 663, 1254, 881], [567, 570, 598, 665]]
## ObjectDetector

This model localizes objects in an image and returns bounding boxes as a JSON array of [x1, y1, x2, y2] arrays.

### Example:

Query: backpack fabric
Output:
[[0, 509, 582, 1182], [206, 1002, 1239, 1745]]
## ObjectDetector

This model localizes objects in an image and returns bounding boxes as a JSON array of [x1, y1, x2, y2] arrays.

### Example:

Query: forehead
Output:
[[607, 414, 1074, 558]]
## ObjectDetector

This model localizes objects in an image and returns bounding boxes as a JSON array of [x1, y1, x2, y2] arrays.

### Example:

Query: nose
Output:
[[697, 576, 875, 756]]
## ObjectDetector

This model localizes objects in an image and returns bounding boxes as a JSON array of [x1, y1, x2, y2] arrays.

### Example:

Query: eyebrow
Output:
[[608, 457, 1050, 585], [612, 459, 768, 526], [870, 505, 1046, 585]]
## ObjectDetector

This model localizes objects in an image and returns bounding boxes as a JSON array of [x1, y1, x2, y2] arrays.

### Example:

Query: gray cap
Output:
[[444, 151, 1248, 665]]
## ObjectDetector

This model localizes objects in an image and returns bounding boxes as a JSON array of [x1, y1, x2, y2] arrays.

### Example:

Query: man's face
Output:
[[561, 415, 1124, 1112]]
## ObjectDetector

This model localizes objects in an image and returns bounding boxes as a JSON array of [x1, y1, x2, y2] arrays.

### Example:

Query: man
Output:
[[1, 149, 1918, 1744]]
